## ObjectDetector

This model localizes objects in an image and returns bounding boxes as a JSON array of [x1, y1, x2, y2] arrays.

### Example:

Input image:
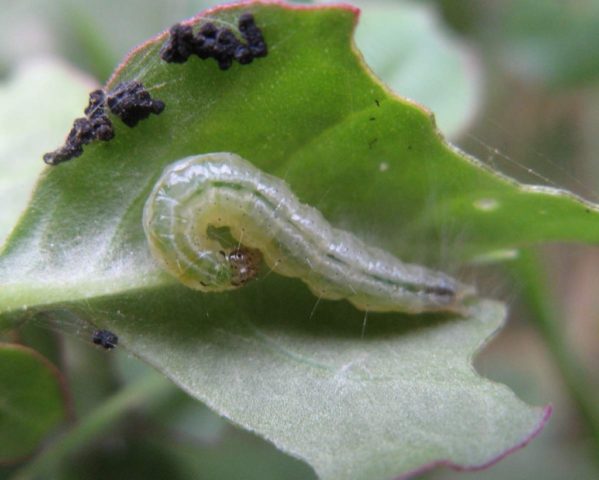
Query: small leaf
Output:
[[0, 344, 68, 463]]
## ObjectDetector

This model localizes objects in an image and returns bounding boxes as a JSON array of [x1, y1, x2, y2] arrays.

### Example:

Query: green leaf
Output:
[[0, 60, 95, 245], [1, 3, 598, 316], [0, 344, 67, 463], [76, 286, 548, 480], [1, 2, 596, 477]]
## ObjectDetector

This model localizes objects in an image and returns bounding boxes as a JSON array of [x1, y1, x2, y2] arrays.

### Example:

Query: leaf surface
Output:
[[2, 2, 595, 477], [80, 287, 548, 479], [1, 4, 598, 316]]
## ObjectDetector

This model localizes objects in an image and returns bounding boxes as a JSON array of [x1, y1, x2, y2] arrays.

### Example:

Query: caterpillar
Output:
[[142, 153, 475, 314]]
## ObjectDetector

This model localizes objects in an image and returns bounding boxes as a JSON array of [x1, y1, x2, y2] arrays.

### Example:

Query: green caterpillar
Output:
[[142, 152, 475, 314]]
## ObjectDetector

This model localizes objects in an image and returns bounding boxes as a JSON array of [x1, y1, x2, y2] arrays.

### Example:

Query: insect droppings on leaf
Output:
[[238, 13, 267, 58], [92, 329, 119, 350], [160, 13, 267, 70], [106, 81, 165, 128], [43, 89, 114, 165], [160, 23, 196, 63], [43, 81, 164, 165]]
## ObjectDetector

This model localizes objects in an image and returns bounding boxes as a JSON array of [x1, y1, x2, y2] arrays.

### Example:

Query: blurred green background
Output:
[[1, 0, 598, 478]]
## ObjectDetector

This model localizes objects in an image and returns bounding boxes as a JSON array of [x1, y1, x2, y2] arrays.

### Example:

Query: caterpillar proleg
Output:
[[142, 153, 475, 314]]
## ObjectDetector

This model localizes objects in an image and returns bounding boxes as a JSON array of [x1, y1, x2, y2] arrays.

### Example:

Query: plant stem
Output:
[[12, 372, 174, 480], [510, 249, 599, 457]]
